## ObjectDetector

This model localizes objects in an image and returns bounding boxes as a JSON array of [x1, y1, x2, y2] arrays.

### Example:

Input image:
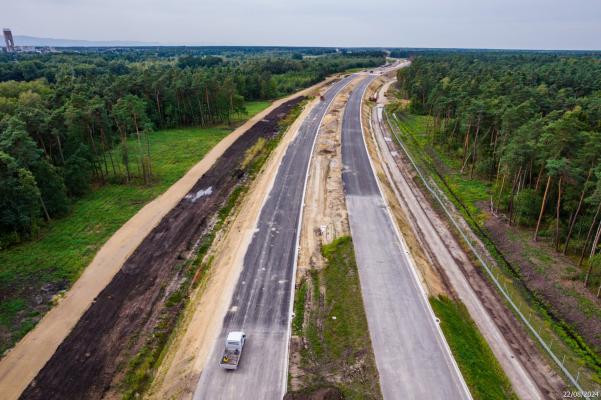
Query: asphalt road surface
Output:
[[341, 75, 471, 399], [193, 76, 353, 400]]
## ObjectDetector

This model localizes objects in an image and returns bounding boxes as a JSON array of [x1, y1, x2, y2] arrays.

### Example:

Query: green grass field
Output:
[[344, 67, 365, 73], [238, 101, 270, 120], [0, 101, 270, 354], [430, 296, 517, 400]]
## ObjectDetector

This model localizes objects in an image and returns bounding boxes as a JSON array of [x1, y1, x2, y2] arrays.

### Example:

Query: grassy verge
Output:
[[292, 236, 382, 399], [292, 280, 307, 336], [119, 99, 306, 399], [430, 296, 517, 400], [386, 108, 601, 388], [0, 101, 271, 355], [238, 101, 270, 120]]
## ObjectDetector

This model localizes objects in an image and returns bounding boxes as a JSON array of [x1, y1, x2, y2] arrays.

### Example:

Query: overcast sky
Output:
[[3, 0, 601, 50]]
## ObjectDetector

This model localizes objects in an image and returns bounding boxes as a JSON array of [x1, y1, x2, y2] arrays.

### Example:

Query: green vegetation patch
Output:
[[292, 279, 307, 336], [391, 112, 490, 224], [430, 296, 517, 400], [238, 101, 271, 120], [320, 237, 372, 362]]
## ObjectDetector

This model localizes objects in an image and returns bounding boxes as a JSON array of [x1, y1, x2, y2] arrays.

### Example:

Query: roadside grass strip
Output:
[[431, 296, 518, 400]]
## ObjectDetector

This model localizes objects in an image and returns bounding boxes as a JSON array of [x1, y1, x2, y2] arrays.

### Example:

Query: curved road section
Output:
[[341, 75, 471, 399], [193, 76, 353, 400]]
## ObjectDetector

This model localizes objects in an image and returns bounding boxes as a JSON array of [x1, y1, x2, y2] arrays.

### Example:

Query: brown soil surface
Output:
[[485, 214, 601, 353], [284, 387, 344, 400], [146, 94, 325, 400], [297, 84, 353, 273], [19, 98, 304, 400]]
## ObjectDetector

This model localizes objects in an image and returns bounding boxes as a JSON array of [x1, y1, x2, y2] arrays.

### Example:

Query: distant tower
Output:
[[3, 29, 15, 52]]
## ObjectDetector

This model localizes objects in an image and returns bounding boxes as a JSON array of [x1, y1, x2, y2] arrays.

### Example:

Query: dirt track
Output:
[[18, 97, 304, 400]]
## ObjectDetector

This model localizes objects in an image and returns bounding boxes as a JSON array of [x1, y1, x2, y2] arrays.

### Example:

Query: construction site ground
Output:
[[0, 73, 344, 400]]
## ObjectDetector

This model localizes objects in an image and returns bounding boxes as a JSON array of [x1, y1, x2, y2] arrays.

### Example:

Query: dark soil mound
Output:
[[285, 387, 345, 400]]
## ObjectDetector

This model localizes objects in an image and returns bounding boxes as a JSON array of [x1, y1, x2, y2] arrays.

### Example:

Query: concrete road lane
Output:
[[341, 75, 471, 400], [193, 76, 353, 400]]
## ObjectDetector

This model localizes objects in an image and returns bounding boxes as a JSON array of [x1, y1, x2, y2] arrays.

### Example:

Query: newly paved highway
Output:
[[341, 75, 471, 399], [193, 76, 353, 400]]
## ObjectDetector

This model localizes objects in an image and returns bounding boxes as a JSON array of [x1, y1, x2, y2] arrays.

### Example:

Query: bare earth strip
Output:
[[0, 78, 335, 400]]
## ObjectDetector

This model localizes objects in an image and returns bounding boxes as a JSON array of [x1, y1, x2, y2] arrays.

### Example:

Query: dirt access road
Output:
[[369, 76, 564, 398], [0, 77, 335, 400]]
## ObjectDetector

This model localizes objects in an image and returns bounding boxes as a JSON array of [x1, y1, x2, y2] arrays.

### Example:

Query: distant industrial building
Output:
[[3, 28, 15, 52], [1, 29, 56, 54]]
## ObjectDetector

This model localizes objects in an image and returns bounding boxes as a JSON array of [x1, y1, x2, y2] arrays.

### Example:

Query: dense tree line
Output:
[[0, 50, 384, 246], [397, 54, 601, 292], [388, 48, 601, 59]]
